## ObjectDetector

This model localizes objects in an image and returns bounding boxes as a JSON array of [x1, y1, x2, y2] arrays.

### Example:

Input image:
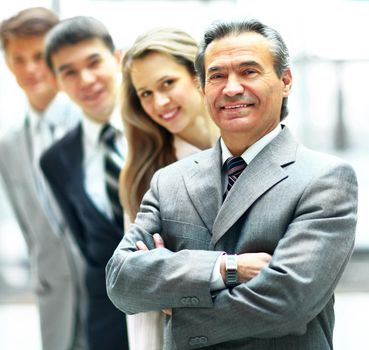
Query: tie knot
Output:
[[225, 156, 247, 176], [223, 156, 247, 200], [100, 124, 116, 149]]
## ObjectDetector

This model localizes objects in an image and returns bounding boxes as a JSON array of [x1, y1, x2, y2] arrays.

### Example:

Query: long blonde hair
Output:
[[120, 27, 213, 221]]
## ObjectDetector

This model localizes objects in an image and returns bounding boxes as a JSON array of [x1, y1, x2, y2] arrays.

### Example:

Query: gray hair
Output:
[[195, 19, 290, 120]]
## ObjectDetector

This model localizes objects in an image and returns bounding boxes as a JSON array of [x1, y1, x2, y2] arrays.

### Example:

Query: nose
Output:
[[24, 60, 39, 75], [154, 92, 170, 108], [223, 74, 244, 97], [79, 69, 95, 85]]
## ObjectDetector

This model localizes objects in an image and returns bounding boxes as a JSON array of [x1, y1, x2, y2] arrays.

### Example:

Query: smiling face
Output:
[[203, 32, 292, 154], [130, 51, 204, 137], [52, 38, 119, 123], [5, 35, 57, 110]]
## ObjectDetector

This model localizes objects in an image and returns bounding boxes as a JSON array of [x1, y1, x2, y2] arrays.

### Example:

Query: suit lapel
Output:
[[181, 142, 223, 233], [18, 121, 43, 198], [212, 127, 298, 245], [62, 124, 84, 191]]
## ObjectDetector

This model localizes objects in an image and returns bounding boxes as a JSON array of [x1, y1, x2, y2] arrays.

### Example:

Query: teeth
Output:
[[224, 104, 249, 109], [162, 109, 177, 120]]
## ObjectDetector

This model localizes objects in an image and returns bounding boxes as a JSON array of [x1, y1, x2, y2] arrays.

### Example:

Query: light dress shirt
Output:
[[29, 92, 81, 168], [211, 124, 282, 291], [28, 93, 80, 234], [82, 107, 126, 221]]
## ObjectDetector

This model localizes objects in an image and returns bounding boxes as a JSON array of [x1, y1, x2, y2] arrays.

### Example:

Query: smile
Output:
[[81, 88, 104, 102], [222, 103, 254, 110], [160, 107, 180, 120]]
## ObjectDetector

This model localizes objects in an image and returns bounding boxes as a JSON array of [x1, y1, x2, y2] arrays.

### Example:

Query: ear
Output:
[[4, 53, 14, 72], [114, 49, 125, 65], [281, 69, 292, 97]]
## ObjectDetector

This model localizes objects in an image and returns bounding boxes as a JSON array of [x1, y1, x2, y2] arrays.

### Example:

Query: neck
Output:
[[28, 89, 58, 113], [177, 113, 219, 150], [222, 131, 261, 156]]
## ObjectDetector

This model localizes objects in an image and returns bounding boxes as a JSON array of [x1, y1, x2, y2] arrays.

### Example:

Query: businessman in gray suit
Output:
[[106, 19, 358, 350], [0, 8, 86, 350]]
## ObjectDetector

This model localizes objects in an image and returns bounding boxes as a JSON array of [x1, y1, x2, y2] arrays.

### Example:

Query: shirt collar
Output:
[[27, 92, 73, 132], [81, 103, 123, 147], [221, 124, 282, 166]]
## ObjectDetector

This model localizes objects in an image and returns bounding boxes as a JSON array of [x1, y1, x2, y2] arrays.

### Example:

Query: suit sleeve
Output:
[[106, 170, 221, 314], [170, 161, 358, 348], [40, 153, 88, 259]]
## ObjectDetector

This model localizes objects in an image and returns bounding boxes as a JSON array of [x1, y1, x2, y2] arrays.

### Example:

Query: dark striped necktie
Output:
[[223, 156, 247, 200], [100, 124, 124, 229]]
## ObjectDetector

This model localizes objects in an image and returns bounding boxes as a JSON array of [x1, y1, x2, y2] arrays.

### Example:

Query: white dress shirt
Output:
[[81, 107, 126, 220], [28, 93, 81, 234], [28, 92, 81, 166]]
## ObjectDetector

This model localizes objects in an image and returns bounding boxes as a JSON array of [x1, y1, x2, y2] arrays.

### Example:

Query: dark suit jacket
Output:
[[107, 127, 358, 350], [41, 123, 128, 350]]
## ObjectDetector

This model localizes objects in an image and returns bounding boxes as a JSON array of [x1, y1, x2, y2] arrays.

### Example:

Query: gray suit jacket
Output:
[[106, 127, 358, 350], [0, 97, 85, 350]]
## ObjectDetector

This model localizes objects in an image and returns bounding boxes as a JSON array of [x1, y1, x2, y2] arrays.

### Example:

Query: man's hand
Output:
[[220, 252, 272, 285], [136, 233, 165, 251], [135, 233, 172, 316]]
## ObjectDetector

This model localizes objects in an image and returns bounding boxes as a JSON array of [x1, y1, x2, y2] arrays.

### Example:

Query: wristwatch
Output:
[[225, 254, 238, 287]]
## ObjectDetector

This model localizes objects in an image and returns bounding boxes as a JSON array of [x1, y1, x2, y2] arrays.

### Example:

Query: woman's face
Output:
[[130, 51, 204, 135]]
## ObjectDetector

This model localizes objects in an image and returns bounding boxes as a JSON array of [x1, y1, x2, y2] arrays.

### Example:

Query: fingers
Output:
[[162, 308, 172, 316], [136, 233, 165, 251], [153, 233, 165, 249], [136, 241, 149, 251]]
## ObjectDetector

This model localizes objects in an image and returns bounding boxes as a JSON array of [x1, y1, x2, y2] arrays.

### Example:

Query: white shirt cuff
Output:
[[210, 252, 226, 291]]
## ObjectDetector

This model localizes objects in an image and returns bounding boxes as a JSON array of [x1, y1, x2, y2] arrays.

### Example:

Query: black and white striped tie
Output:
[[100, 124, 124, 229], [223, 156, 247, 200]]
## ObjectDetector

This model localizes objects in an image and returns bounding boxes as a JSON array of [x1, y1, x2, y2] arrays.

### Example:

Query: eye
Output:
[[242, 69, 257, 77], [207, 73, 224, 82], [162, 79, 175, 88], [62, 69, 76, 78], [13, 56, 24, 65], [139, 90, 152, 98], [35, 52, 43, 62], [88, 57, 101, 69]]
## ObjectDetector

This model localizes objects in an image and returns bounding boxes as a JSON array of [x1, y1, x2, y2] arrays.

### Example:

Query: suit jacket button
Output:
[[189, 337, 197, 346], [200, 336, 208, 344]]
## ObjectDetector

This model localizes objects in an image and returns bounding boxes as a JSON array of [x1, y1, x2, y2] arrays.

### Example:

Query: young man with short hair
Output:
[[40, 16, 128, 350], [0, 7, 86, 350]]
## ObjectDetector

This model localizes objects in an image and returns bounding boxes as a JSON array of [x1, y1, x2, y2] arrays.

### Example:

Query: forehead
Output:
[[131, 51, 189, 87], [204, 32, 273, 70], [52, 38, 111, 67], [5, 35, 44, 55]]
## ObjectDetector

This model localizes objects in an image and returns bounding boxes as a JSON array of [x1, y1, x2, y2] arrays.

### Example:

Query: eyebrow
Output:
[[56, 53, 101, 74], [207, 60, 263, 74], [136, 75, 172, 93]]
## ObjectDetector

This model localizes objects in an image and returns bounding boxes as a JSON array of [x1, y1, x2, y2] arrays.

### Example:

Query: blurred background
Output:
[[0, 0, 368, 349]]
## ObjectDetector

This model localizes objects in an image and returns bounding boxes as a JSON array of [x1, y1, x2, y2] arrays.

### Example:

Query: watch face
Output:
[[226, 255, 238, 286], [226, 254, 237, 270]]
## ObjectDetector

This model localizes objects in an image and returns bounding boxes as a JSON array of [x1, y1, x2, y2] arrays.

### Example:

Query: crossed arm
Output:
[[136, 233, 272, 315], [137, 233, 271, 283]]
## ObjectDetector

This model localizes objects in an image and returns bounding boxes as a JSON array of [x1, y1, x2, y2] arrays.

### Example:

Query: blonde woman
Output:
[[119, 27, 219, 350]]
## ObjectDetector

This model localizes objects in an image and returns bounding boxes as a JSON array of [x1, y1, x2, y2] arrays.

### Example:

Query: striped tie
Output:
[[100, 124, 124, 229], [223, 156, 247, 200]]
